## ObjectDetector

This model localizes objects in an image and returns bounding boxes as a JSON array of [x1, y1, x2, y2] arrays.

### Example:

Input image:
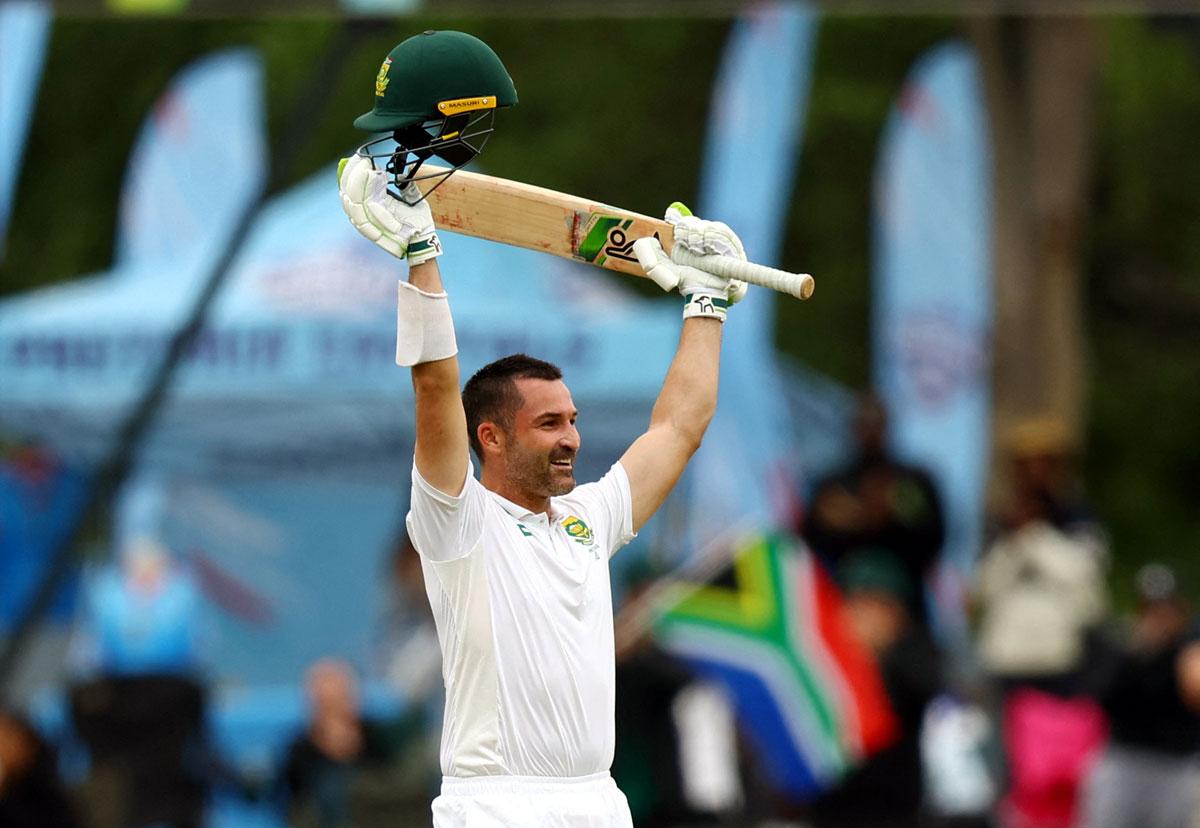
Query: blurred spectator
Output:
[[974, 491, 1106, 693], [612, 558, 741, 827], [974, 430, 1109, 828], [995, 687, 1106, 828], [68, 535, 209, 828], [1002, 418, 1107, 559], [282, 659, 408, 828], [70, 535, 204, 678], [801, 392, 945, 626], [1080, 564, 1200, 828], [0, 710, 78, 828], [975, 420, 1108, 694], [810, 549, 942, 828]]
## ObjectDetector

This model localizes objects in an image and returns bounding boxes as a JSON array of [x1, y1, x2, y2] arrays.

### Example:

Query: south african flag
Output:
[[653, 533, 899, 799]]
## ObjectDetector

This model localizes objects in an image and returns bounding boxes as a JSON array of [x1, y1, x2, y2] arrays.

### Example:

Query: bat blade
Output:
[[413, 165, 815, 300], [415, 165, 673, 280]]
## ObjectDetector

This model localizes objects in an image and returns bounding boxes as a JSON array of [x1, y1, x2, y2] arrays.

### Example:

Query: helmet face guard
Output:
[[355, 109, 496, 205]]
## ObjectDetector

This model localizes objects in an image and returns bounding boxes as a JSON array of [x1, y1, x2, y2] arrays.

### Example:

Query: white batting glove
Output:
[[665, 201, 747, 262], [634, 202, 748, 321], [338, 155, 443, 266]]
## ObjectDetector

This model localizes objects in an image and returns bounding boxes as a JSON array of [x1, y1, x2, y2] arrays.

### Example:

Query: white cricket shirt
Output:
[[405, 460, 636, 779]]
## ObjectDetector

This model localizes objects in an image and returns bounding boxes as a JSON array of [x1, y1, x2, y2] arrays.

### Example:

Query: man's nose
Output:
[[561, 425, 580, 451]]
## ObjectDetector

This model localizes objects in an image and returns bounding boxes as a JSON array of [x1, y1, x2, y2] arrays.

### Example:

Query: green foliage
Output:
[[778, 14, 956, 387], [1086, 17, 1200, 603]]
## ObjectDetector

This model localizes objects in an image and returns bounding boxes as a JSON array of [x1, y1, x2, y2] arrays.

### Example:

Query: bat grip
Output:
[[672, 249, 815, 300]]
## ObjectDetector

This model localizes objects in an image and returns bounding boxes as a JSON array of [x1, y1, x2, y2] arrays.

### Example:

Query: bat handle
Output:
[[672, 249, 815, 301]]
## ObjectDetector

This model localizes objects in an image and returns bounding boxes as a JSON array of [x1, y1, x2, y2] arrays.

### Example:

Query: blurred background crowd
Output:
[[1, 1, 1199, 827]]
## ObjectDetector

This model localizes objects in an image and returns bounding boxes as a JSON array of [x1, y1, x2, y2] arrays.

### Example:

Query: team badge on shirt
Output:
[[560, 516, 594, 547]]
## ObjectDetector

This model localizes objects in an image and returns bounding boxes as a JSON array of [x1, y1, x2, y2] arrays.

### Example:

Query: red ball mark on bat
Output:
[[569, 211, 585, 254]]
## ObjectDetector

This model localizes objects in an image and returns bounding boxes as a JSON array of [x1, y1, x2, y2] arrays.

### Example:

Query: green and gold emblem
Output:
[[561, 516, 594, 545], [374, 57, 392, 98]]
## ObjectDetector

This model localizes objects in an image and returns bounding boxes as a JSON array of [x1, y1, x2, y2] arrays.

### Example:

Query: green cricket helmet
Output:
[[353, 30, 517, 201]]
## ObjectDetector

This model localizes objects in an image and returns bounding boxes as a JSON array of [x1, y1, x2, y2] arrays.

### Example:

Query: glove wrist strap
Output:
[[406, 231, 443, 266], [682, 292, 728, 322]]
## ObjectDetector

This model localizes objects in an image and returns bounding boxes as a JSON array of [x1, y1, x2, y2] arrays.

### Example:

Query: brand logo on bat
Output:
[[576, 215, 659, 267]]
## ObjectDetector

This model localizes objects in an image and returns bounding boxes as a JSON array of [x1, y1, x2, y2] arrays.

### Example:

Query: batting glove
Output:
[[633, 202, 748, 321], [338, 155, 442, 266], [665, 202, 747, 262]]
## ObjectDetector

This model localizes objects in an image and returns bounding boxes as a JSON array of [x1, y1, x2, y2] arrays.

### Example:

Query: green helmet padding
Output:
[[353, 30, 518, 133]]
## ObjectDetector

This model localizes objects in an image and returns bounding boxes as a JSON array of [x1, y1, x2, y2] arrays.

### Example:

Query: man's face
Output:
[[502, 378, 580, 499]]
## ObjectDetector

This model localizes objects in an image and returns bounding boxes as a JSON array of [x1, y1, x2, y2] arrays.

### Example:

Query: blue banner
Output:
[[685, 2, 818, 548], [0, 1, 51, 259], [116, 48, 265, 270], [871, 41, 992, 580]]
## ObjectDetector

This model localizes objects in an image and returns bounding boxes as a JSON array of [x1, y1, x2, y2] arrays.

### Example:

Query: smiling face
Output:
[[498, 377, 580, 502]]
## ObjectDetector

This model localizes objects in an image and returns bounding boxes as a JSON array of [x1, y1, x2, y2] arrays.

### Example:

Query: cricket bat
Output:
[[414, 166, 814, 300]]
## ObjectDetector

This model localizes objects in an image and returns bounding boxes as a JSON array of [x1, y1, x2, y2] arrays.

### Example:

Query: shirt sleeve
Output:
[[561, 461, 637, 559], [405, 460, 486, 563]]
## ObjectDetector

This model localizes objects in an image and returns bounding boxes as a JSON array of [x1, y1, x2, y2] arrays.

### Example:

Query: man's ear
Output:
[[477, 422, 505, 458]]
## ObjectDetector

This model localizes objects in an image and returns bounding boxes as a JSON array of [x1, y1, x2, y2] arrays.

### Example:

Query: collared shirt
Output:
[[406, 460, 636, 778]]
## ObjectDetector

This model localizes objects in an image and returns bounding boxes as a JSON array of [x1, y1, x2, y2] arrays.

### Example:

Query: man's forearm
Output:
[[408, 260, 443, 292], [408, 259, 469, 495], [617, 203, 738, 533], [409, 260, 455, 387], [648, 317, 723, 449]]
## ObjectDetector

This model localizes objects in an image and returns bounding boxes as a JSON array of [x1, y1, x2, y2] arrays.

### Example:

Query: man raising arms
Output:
[[338, 31, 748, 828]]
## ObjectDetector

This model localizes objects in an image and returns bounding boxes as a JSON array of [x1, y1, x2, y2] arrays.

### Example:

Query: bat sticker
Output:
[[576, 215, 630, 266], [575, 214, 660, 266], [603, 228, 640, 263]]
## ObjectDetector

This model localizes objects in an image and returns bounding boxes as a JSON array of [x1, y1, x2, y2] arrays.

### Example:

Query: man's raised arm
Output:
[[620, 204, 748, 533], [406, 261, 469, 496], [339, 157, 468, 496], [620, 317, 722, 532]]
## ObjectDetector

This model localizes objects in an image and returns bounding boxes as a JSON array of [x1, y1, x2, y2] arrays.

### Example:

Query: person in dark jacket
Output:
[[1080, 563, 1200, 828], [802, 393, 945, 626]]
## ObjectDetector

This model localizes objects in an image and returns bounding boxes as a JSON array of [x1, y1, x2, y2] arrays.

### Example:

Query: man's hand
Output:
[[338, 156, 442, 265], [665, 201, 746, 261], [633, 202, 748, 321]]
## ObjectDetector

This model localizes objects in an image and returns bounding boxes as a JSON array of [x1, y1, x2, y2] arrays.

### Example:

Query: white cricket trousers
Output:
[[431, 771, 634, 828]]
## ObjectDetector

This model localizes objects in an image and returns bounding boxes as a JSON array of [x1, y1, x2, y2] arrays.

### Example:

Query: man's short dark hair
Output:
[[462, 354, 563, 461]]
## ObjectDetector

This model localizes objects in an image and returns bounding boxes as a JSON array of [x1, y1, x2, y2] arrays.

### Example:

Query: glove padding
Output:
[[665, 201, 747, 262], [634, 202, 748, 321], [338, 155, 442, 265]]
